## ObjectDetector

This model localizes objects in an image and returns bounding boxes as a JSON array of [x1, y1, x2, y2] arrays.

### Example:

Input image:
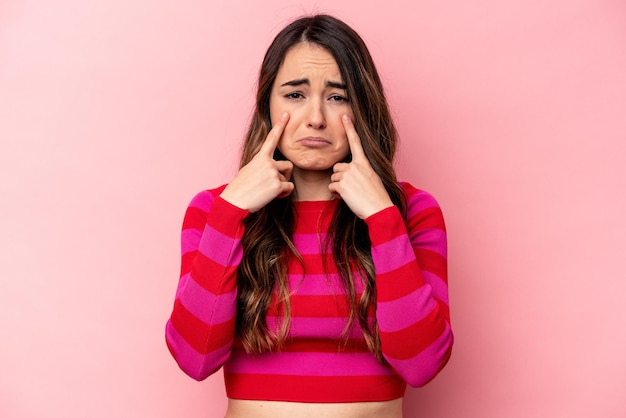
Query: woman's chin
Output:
[[288, 154, 348, 173], [292, 161, 335, 173]]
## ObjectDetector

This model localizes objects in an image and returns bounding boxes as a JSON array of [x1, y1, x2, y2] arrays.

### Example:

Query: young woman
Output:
[[165, 14, 453, 418]]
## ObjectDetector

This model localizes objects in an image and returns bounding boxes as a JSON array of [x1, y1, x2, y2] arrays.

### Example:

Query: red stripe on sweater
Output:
[[190, 253, 239, 295], [170, 299, 235, 354], [415, 248, 447, 282], [205, 196, 248, 239], [180, 250, 197, 277], [224, 373, 406, 402], [406, 206, 445, 232], [376, 263, 424, 301], [379, 307, 447, 360], [366, 206, 407, 247], [267, 294, 355, 318], [280, 337, 370, 353], [287, 253, 339, 275], [437, 299, 451, 323], [182, 207, 207, 231]]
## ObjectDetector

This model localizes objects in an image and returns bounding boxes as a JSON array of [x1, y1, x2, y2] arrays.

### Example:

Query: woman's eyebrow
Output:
[[280, 78, 346, 89], [326, 81, 347, 90], [280, 78, 309, 87]]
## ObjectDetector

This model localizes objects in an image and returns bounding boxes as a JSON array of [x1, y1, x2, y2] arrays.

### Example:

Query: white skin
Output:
[[221, 43, 400, 418], [221, 42, 393, 219]]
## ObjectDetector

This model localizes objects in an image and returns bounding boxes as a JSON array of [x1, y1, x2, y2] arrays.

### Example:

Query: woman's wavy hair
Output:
[[236, 14, 406, 362]]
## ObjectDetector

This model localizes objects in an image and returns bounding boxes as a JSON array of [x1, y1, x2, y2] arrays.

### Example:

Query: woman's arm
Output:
[[165, 186, 249, 380], [366, 183, 453, 387]]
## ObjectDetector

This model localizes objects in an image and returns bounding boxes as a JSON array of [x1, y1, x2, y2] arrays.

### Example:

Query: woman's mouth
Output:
[[298, 136, 331, 147]]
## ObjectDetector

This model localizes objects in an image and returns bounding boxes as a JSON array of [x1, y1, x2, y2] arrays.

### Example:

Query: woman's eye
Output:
[[330, 95, 348, 103], [285, 92, 304, 100]]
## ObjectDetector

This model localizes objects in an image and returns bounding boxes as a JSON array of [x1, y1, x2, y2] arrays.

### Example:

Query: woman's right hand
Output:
[[220, 112, 294, 212]]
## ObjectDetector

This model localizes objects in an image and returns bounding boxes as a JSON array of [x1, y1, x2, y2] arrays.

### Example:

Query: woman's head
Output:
[[241, 14, 398, 172]]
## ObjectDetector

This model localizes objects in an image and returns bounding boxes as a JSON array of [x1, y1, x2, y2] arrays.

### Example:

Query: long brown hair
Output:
[[236, 14, 406, 362]]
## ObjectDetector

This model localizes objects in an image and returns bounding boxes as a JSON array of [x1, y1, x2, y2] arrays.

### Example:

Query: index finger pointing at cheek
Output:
[[260, 112, 289, 157], [342, 114, 365, 161]]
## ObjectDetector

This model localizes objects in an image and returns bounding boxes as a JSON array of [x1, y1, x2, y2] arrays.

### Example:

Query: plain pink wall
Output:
[[1, 0, 625, 417]]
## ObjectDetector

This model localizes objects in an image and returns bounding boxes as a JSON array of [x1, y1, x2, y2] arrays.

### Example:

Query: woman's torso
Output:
[[226, 398, 403, 418], [220, 199, 406, 403]]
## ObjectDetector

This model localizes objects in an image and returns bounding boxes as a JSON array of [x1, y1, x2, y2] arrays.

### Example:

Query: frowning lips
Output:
[[297, 136, 332, 147]]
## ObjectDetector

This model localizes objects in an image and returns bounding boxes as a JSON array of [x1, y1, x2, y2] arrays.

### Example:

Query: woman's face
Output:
[[269, 43, 353, 173]]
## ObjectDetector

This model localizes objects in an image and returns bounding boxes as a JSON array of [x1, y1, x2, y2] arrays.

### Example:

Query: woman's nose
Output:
[[307, 100, 326, 129]]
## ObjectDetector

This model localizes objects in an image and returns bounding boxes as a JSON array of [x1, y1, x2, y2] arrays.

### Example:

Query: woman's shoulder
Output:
[[185, 184, 228, 212], [398, 181, 442, 210], [397, 181, 446, 230]]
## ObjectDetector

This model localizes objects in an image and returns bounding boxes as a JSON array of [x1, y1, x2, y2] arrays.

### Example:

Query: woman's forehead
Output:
[[276, 43, 343, 83]]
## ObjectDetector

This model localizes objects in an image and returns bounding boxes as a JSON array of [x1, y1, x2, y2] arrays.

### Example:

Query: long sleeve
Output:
[[365, 183, 453, 387], [165, 186, 249, 381]]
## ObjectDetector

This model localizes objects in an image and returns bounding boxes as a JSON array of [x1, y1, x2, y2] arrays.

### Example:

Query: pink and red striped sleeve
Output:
[[365, 183, 453, 387], [165, 186, 249, 381]]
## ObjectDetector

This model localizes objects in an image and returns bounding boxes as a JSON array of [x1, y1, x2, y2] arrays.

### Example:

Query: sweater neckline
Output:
[[293, 198, 339, 213]]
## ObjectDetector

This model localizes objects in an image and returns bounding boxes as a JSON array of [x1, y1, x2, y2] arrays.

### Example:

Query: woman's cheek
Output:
[[276, 127, 292, 157]]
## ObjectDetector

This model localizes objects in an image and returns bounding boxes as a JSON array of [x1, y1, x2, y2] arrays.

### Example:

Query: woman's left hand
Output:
[[328, 115, 394, 219]]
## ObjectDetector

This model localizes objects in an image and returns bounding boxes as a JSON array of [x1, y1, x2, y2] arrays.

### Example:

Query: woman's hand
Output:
[[328, 115, 394, 219], [220, 113, 294, 212]]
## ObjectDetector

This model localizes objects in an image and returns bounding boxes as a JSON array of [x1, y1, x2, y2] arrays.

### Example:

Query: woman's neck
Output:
[[291, 168, 334, 201]]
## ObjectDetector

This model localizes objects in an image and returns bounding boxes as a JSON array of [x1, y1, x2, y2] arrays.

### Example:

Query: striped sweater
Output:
[[165, 182, 453, 402]]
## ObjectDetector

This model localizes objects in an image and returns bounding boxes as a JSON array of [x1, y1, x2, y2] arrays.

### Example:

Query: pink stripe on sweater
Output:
[[165, 321, 230, 381], [225, 349, 393, 377], [181, 228, 202, 255], [370, 234, 415, 275], [423, 271, 449, 306], [406, 191, 439, 216], [287, 273, 365, 295], [409, 228, 447, 258], [187, 190, 215, 211], [177, 272, 237, 325], [377, 285, 437, 333], [197, 224, 242, 266], [174, 272, 190, 300], [292, 233, 329, 254], [385, 322, 453, 387]]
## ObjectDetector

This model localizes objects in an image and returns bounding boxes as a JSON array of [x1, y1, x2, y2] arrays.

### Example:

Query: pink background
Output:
[[1, 0, 625, 417]]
